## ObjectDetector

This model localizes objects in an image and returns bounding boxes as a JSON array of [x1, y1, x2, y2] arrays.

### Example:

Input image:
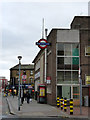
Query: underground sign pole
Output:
[[36, 30, 51, 83]]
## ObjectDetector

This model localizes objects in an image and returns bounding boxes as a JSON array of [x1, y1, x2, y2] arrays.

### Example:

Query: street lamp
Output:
[[18, 56, 22, 111]]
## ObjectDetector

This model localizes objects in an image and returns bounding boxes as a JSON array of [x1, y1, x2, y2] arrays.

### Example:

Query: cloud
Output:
[[0, 2, 88, 80]]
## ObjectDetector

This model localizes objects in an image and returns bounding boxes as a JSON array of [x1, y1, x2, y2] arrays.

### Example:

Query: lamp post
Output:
[[18, 56, 22, 111]]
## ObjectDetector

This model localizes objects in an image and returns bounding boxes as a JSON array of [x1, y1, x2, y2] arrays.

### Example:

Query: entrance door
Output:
[[57, 86, 62, 98], [62, 86, 71, 99]]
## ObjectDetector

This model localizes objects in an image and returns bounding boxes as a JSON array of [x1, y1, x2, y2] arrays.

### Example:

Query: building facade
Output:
[[10, 64, 34, 90], [32, 49, 45, 98], [33, 16, 90, 106], [71, 16, 90, 106], [0, 76, 8, 90]]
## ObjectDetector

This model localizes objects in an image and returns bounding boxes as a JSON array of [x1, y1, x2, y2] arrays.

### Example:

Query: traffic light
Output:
[[32, 89, 34, 92], [9, 89, 12, 92]]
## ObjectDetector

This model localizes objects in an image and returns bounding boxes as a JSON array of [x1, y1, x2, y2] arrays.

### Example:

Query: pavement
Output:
[[6, 95, 90, 119]]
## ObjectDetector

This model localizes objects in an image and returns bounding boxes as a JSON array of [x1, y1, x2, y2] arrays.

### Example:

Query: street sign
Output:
[[36, 39, 51, 49], [47, 76, 51, 84], [22, 75, 26, 81]]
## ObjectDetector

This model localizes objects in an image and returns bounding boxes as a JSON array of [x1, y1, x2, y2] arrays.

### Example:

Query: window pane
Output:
[[57, 71, 64, 84], [72, 71, 79, 84], [72, 57, 79, 70], [72, 44, 79, 56], [57, 43, 64, 55], [65, 44, 71, 56], [65, 71, 71, 82], [57, 57, 64, 69], [72, 57, 79, 65], [64, 57, 71, 69]]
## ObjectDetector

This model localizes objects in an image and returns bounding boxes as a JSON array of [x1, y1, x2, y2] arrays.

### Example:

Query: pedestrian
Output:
[[26, 91, 30, 104]]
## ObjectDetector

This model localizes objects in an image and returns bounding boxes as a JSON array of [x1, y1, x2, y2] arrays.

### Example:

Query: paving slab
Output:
[[7, 96, 89, 119]]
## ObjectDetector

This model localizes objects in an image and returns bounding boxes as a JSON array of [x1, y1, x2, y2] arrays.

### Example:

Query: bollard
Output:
[[60, 97, 63, 110], [70, 98, 73, 115], [64, 97, 67, 112], [57, 96, 60, 108]]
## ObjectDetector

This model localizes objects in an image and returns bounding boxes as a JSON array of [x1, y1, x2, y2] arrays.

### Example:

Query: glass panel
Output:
[[65, 44, 71, 56], [72, 57, 79, 65], [73, 86, 79, 99], [72, 44, 79, 56], [57, 71, 64, 84], [65, 71, 71, 82], [64, 57, 71, 70], [62, 86, 71, 99], [72, 57, 79, 70], [72, 71, 79, 84], [57, 57, 64, 69], [57, 43, 64, 55]]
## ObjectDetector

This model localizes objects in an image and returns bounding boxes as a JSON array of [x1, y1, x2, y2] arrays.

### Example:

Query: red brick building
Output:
[[33, 16, 90, 106]]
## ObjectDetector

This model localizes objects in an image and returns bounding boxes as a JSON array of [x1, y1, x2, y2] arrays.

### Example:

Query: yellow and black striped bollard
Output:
[[60, 97, 63, 110], [64, 97, 67, 112], [57, 97, 60, 108], [70, 99, 73, 115]]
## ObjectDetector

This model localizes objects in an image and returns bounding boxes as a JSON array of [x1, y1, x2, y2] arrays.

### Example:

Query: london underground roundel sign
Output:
[[36, 39, 51, 49]]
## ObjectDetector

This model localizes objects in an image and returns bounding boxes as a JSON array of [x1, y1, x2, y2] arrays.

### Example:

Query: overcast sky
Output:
[[0, 0, 89, 80]]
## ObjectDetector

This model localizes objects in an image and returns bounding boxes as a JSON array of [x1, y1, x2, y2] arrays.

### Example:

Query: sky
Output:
[[0, 0, 89, 80]]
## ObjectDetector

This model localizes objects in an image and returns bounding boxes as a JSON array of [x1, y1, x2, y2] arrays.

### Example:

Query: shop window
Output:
[[73, 87, 79, 99], [85, 46, 90, 56]]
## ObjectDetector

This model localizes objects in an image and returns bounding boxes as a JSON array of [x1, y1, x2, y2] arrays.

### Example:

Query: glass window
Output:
[[72, 71, 78, 83], [30, 78, 33, 83], [65, 44, 71, 56], [64, 57, 71, 70], [73, 86, 79, 99], [72, 44, 79, 56], [72, 57, 79, 65], [85, 46, 90, 56], [57, 71, 64, 84], [57, 43, 64, 56], [30, 70, 33, 75], [65, 71, 71, 82], [57, 57, 64, 69]]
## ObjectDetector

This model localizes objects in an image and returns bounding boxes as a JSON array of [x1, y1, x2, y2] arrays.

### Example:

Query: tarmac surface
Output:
[[5, 96, 90, 119]]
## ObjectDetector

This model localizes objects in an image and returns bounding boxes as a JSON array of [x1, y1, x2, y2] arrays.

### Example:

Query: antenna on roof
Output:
[[42, 18, 44, 39]]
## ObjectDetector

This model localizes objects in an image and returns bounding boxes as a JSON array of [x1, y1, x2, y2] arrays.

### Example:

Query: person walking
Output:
[[26, 91, 30, 104]]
